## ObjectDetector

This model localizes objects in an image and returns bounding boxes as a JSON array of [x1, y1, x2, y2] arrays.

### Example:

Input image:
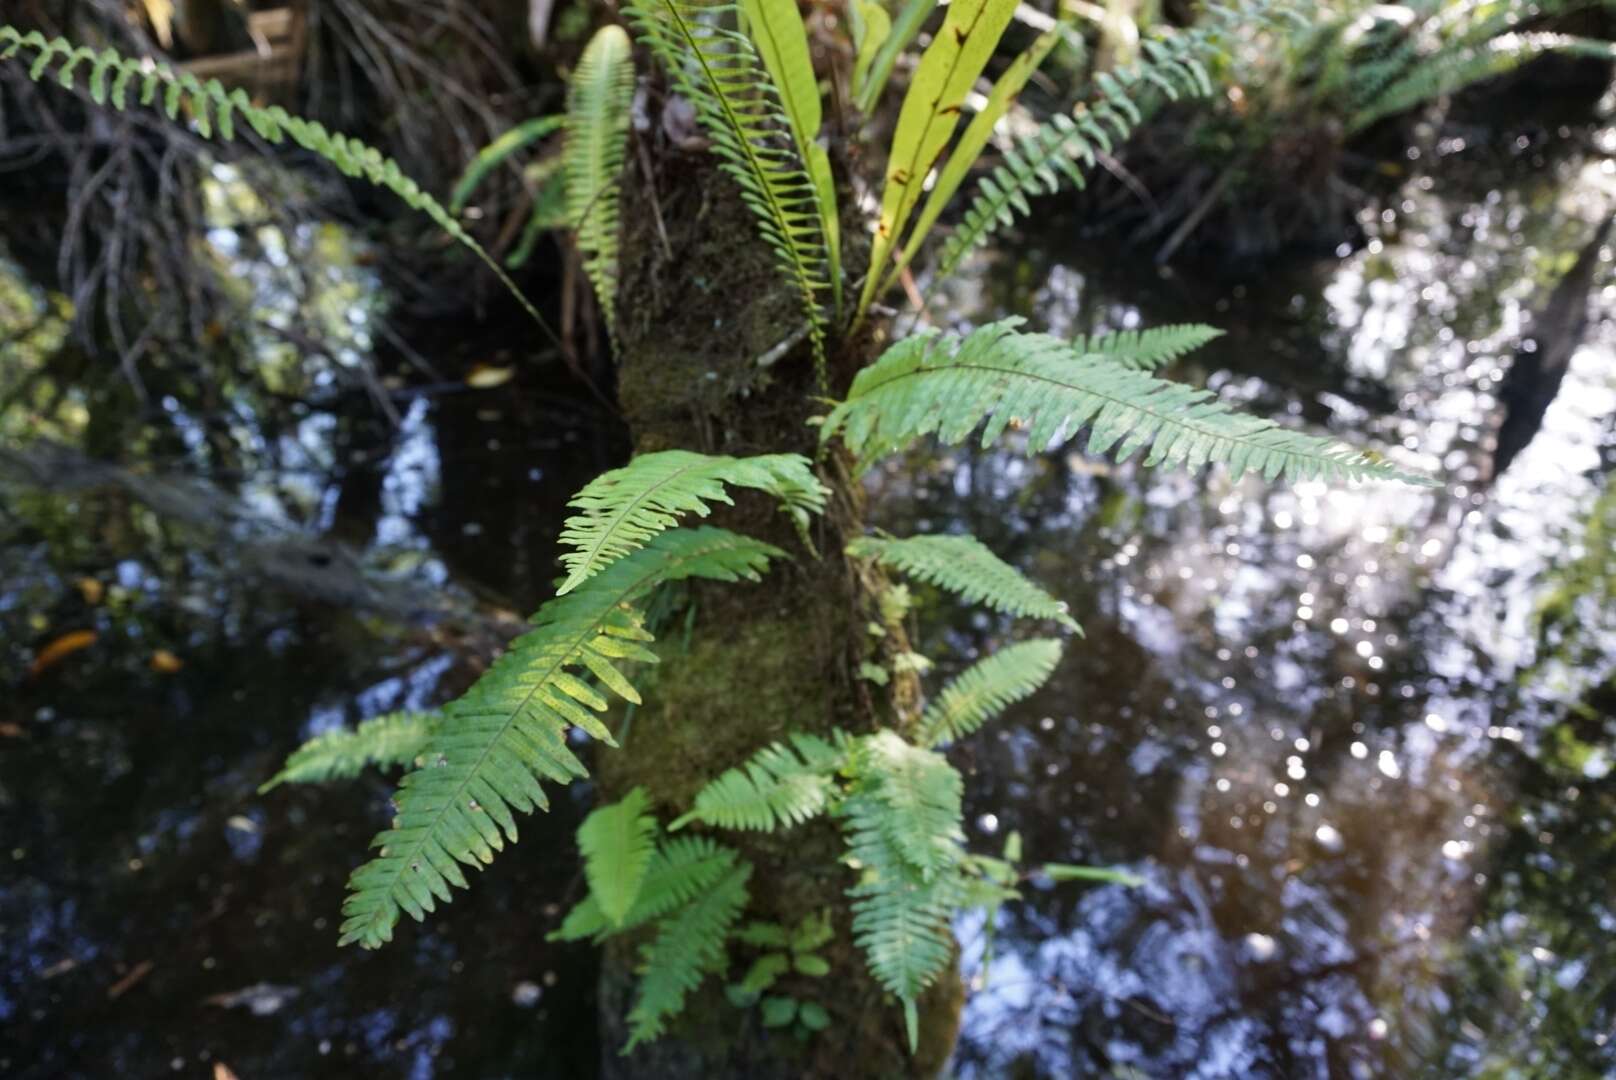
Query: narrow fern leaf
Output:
[[883, 28, 1061, 295], [340, 527, 784, 949], [820, 319, 1437, 487], [551, 835, 740, 941], [918, 639, 1063, 747], [624, 0, 834, 366], [849, 0, 894, 106], [578, 787, 660, 926], [1073, 324, 1224, 371], [565, 26, 635, 330], [624, 861, 751, 1050], [259, 711, 440, 792], [0, 26, 557, 341], [853, 0, 938, 113], [846, 534, 1079, 631], [858, 0, 1018, 320], [556, 450, 826, 594], [449, 115, 566, 214], [671, 732, 845, 831]]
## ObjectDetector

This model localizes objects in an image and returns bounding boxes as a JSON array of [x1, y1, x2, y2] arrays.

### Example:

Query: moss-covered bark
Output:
[[595, 148, 959, 1077]]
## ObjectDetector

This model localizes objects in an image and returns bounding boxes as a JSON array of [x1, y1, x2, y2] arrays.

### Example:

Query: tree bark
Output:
[[594, 146, 961, 1077]]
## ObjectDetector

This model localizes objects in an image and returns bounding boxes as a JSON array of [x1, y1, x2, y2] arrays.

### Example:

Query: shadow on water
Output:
[[2, 125, 1615, 1080]]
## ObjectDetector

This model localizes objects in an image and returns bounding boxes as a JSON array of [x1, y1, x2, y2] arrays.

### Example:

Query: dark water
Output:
[[3, 144, 1614, 1078]]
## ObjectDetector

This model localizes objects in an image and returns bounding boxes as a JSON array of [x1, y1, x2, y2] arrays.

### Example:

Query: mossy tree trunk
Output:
[[593, 149, 961, 1077]]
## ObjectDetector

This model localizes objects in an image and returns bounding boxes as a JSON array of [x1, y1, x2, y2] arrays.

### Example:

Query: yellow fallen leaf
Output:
[[29, 630, 96, 678], [76, 577, 104, 605], [465, 364, 515, 389], [149, 649, 185, 674], [213, 1063, 241, 1080]]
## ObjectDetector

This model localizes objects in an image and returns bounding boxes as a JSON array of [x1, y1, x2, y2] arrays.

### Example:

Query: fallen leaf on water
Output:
[[206, 982, 301, 1016], [226, 815, 259, 834], [76, 577, 104, 605], [149, 649, 184, 674], [40, 957, 78, 979], [29, 630, 97, 679], [0, 722, 24, 739], [213, 1065, 242, 1080], [107, 959, 154, 999], [465, 364, 515, 389]]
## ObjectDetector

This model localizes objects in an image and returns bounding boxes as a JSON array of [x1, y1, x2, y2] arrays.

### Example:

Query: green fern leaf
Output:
[[1073, 324, 1225, 371], [839, 732, 963, 1042], [820, 319, 1436, 487], [623, 0, 835, 368], [578, 787, 660, 926], [259, 711, 440, 792], [670, 732, 845, 831], [340, 527, 784, 949], [0, 26, 557, 340], [918, 639, 1063, 748], [449, 115, 567, 214], [624, 860, 751, 1050], [551, 835, 741, 942], [556, 450, 826, 595], [565, 26, 636, 330], [846, 534, 1078, 632]]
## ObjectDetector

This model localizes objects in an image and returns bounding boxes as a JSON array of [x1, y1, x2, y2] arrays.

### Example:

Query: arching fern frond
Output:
[[625, 859, 751, 1050], [565, 26, 636, 331], [340, 527, 784, 949], [623, 0, 834, 370], [0, 26, 556, 341], [1073, 324, 1224, 371], [556, 450, 826, 595], [449, 115, 566, 214], [551, 834, 741, 942], [918, 639, 1064, 748], [820, 318, 1436, 487], [846, 534, 1079, 632], [670, 732, 845, 831], [259, 711, 440, 792], [578, 786, 659, 927]]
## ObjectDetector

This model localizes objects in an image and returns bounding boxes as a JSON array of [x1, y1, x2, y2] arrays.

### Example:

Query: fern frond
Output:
[[578, 787, 660, 927], [839, 732, 963, 1048], [853, 731, 964, 881], [340, 527, 784, 949], [565, 26, 635, 330], [846, 534, 1079, 632], [820, 319, 1436, 487], [671, 732, 845, 831], [449, 115, 566, 214], [0, 26, 555, 340], [1351, 32, 1616, 133], [551, 835, 741, 941], [623, 0, 834, 369], [556, 450, 826, 595], [259, 711, 439, 792], [918, 639, 1064, 748], [1073, 324, 1225, 371], [625, 860, 751, 1050]]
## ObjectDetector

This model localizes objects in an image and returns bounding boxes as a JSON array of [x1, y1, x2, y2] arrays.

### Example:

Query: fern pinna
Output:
[[0, 26, 556, 340], [622, 0, 838, 370], [259, 711, 441, 791], [339, 525, 784, 948]]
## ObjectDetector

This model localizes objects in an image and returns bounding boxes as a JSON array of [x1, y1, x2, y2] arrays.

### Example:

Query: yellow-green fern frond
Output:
[[918, 639, 1064, 748], [0, 26, 555, 340], [577, 786, 660, 927], [339, 527, 784, 949], [565, 26, 636, 330], [551, 834, 742, 942], [846, 534, 1079, 632], [556, 450, 827, 595], [1073, 324, 1225, 371], [820, 319, 1436, 487], [449, 115, 567, 214], [259, 711, 440, 792], [623, 0, 836, 370]]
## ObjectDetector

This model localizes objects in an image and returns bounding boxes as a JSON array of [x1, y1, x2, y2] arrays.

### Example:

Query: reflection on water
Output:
[[882, 150, 1616, 1076]]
